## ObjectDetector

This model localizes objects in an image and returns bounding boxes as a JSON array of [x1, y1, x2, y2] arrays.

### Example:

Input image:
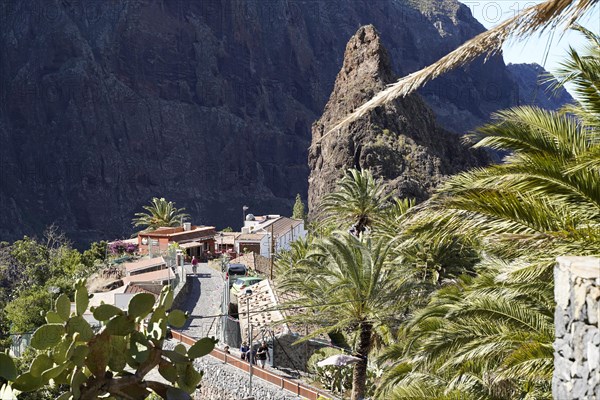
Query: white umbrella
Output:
[[317, 354, 362, 367]]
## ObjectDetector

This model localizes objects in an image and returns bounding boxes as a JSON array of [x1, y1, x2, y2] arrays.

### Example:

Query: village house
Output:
[[137, 222, 216, 260], [214, 231, 239, 258], [236, 214, 307, 258]]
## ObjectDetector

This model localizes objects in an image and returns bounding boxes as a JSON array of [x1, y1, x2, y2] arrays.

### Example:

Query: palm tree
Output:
[[378, 27, 600, 399], [411, 25, 600, 255], [377, 259, 555, 399], [132, 197, 190, 231], [279, 233, 415, 400], [319, 169, 390, 235]]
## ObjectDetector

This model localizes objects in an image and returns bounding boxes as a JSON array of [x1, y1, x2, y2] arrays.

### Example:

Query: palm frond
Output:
[[323, 0, 598, 135]]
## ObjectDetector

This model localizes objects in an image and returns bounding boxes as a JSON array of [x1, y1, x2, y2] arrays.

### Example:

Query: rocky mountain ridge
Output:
[[308, 25, 488, 214], [507, 63, 573, 110], [0, 0, 571, 245]]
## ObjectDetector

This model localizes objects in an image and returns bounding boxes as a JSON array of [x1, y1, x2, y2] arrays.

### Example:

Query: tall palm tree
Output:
[[279, 233, 414, 400], [319, 169, 390, 235], [132, 197, 190, 231], [378, 27, 600, 399]]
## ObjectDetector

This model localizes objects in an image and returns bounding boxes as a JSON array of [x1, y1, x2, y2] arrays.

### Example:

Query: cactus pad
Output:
[[29, 354, 54, 377], [128, 293, 156, 320], [75, 285, 89, 317], [45, 311, 64, 324], [91, 304, 123, 321], [167, 310, 187, 328], [66, 316, 94, 342], [55, 294, 71, 320], [11, 372, 43, 392], [188, 337, 217, 359], [106, 315, 135, 336], [0, 353, 17, 381], [31, 324, 65, 350]]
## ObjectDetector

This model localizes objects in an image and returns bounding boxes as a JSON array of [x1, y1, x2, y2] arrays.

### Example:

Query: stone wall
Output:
[[163, 340, 303, 400], [273, 333, 327, 372], [193, 355, 303, 400], [553, 256, 600, 399], [171, 275, 193, 311]]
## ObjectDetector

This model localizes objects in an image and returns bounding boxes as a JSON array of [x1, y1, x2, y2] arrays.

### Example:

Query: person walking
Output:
[[191, 256, 198, 275], [256, 341, 270, 368], [240, 342, 249, 361]]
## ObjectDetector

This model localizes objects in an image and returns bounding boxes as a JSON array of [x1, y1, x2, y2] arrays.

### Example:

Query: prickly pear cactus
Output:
[[0, 279, 217, 400]]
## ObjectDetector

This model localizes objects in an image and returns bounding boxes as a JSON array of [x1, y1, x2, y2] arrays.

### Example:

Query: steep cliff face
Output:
[[308, 25, 488, 214], [0, 0, 542, 244], [507, 63, 573, 109]]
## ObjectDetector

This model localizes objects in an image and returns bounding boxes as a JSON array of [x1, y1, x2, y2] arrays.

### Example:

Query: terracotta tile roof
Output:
[[256, 217, 303, 239], [140, 226, 216, 238], [122, 268, 175, 285], [124, 283, 161, 298], [237, 233, 268, 241], [123, 257, 166, 273]]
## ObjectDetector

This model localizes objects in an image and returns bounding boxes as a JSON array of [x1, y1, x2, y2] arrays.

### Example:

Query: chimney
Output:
[[183, 222, 192, 231]]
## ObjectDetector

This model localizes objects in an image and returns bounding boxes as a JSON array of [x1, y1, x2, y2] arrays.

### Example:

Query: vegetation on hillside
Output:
[[0, 280, 215, 400], [0, 228, 106, 342]]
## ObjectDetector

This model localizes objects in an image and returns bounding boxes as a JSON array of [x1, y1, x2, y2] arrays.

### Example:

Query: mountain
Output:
[[0, 0, 566, 245], [507, 63, 573, 109], [308, 25, 488, 214]]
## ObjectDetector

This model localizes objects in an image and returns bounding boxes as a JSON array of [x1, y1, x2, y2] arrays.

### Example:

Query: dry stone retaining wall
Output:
[[163, 340, 302, 400], [553, 256, 600, 400]]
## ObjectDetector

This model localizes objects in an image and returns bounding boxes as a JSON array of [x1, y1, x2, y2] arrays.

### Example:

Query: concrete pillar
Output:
[[553, 256, 600, 399]]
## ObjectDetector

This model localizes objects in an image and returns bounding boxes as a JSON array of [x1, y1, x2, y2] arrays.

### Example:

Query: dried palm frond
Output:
[[323, 0, 599, 137]]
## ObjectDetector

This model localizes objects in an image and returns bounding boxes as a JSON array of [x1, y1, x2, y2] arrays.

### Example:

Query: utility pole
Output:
[[245, 289, 254, 398], [249, 323, 253, 396], [270, 223, 275, 280]]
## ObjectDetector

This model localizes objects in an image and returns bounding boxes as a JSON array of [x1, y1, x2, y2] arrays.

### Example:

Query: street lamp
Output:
[[220, 232, 224, 253], [243, 205, 249, 226]]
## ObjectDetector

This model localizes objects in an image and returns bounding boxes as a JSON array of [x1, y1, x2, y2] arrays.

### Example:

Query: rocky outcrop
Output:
[[308, 26, 488, 214], [0, 0, 564, 245], [508, 63, 573, 110]]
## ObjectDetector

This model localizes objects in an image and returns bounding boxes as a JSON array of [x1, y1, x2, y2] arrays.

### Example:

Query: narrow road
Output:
[[179, 263, 224, 339]]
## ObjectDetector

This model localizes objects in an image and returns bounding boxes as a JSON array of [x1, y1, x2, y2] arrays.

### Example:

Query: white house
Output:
[[240, 214, 307, 258]]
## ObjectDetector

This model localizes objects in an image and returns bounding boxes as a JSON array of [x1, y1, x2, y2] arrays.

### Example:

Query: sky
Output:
[[465, 1, 599, 74]]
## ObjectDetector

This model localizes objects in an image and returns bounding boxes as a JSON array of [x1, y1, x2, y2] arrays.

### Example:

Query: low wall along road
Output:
[[169, 330, 334, 400]]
